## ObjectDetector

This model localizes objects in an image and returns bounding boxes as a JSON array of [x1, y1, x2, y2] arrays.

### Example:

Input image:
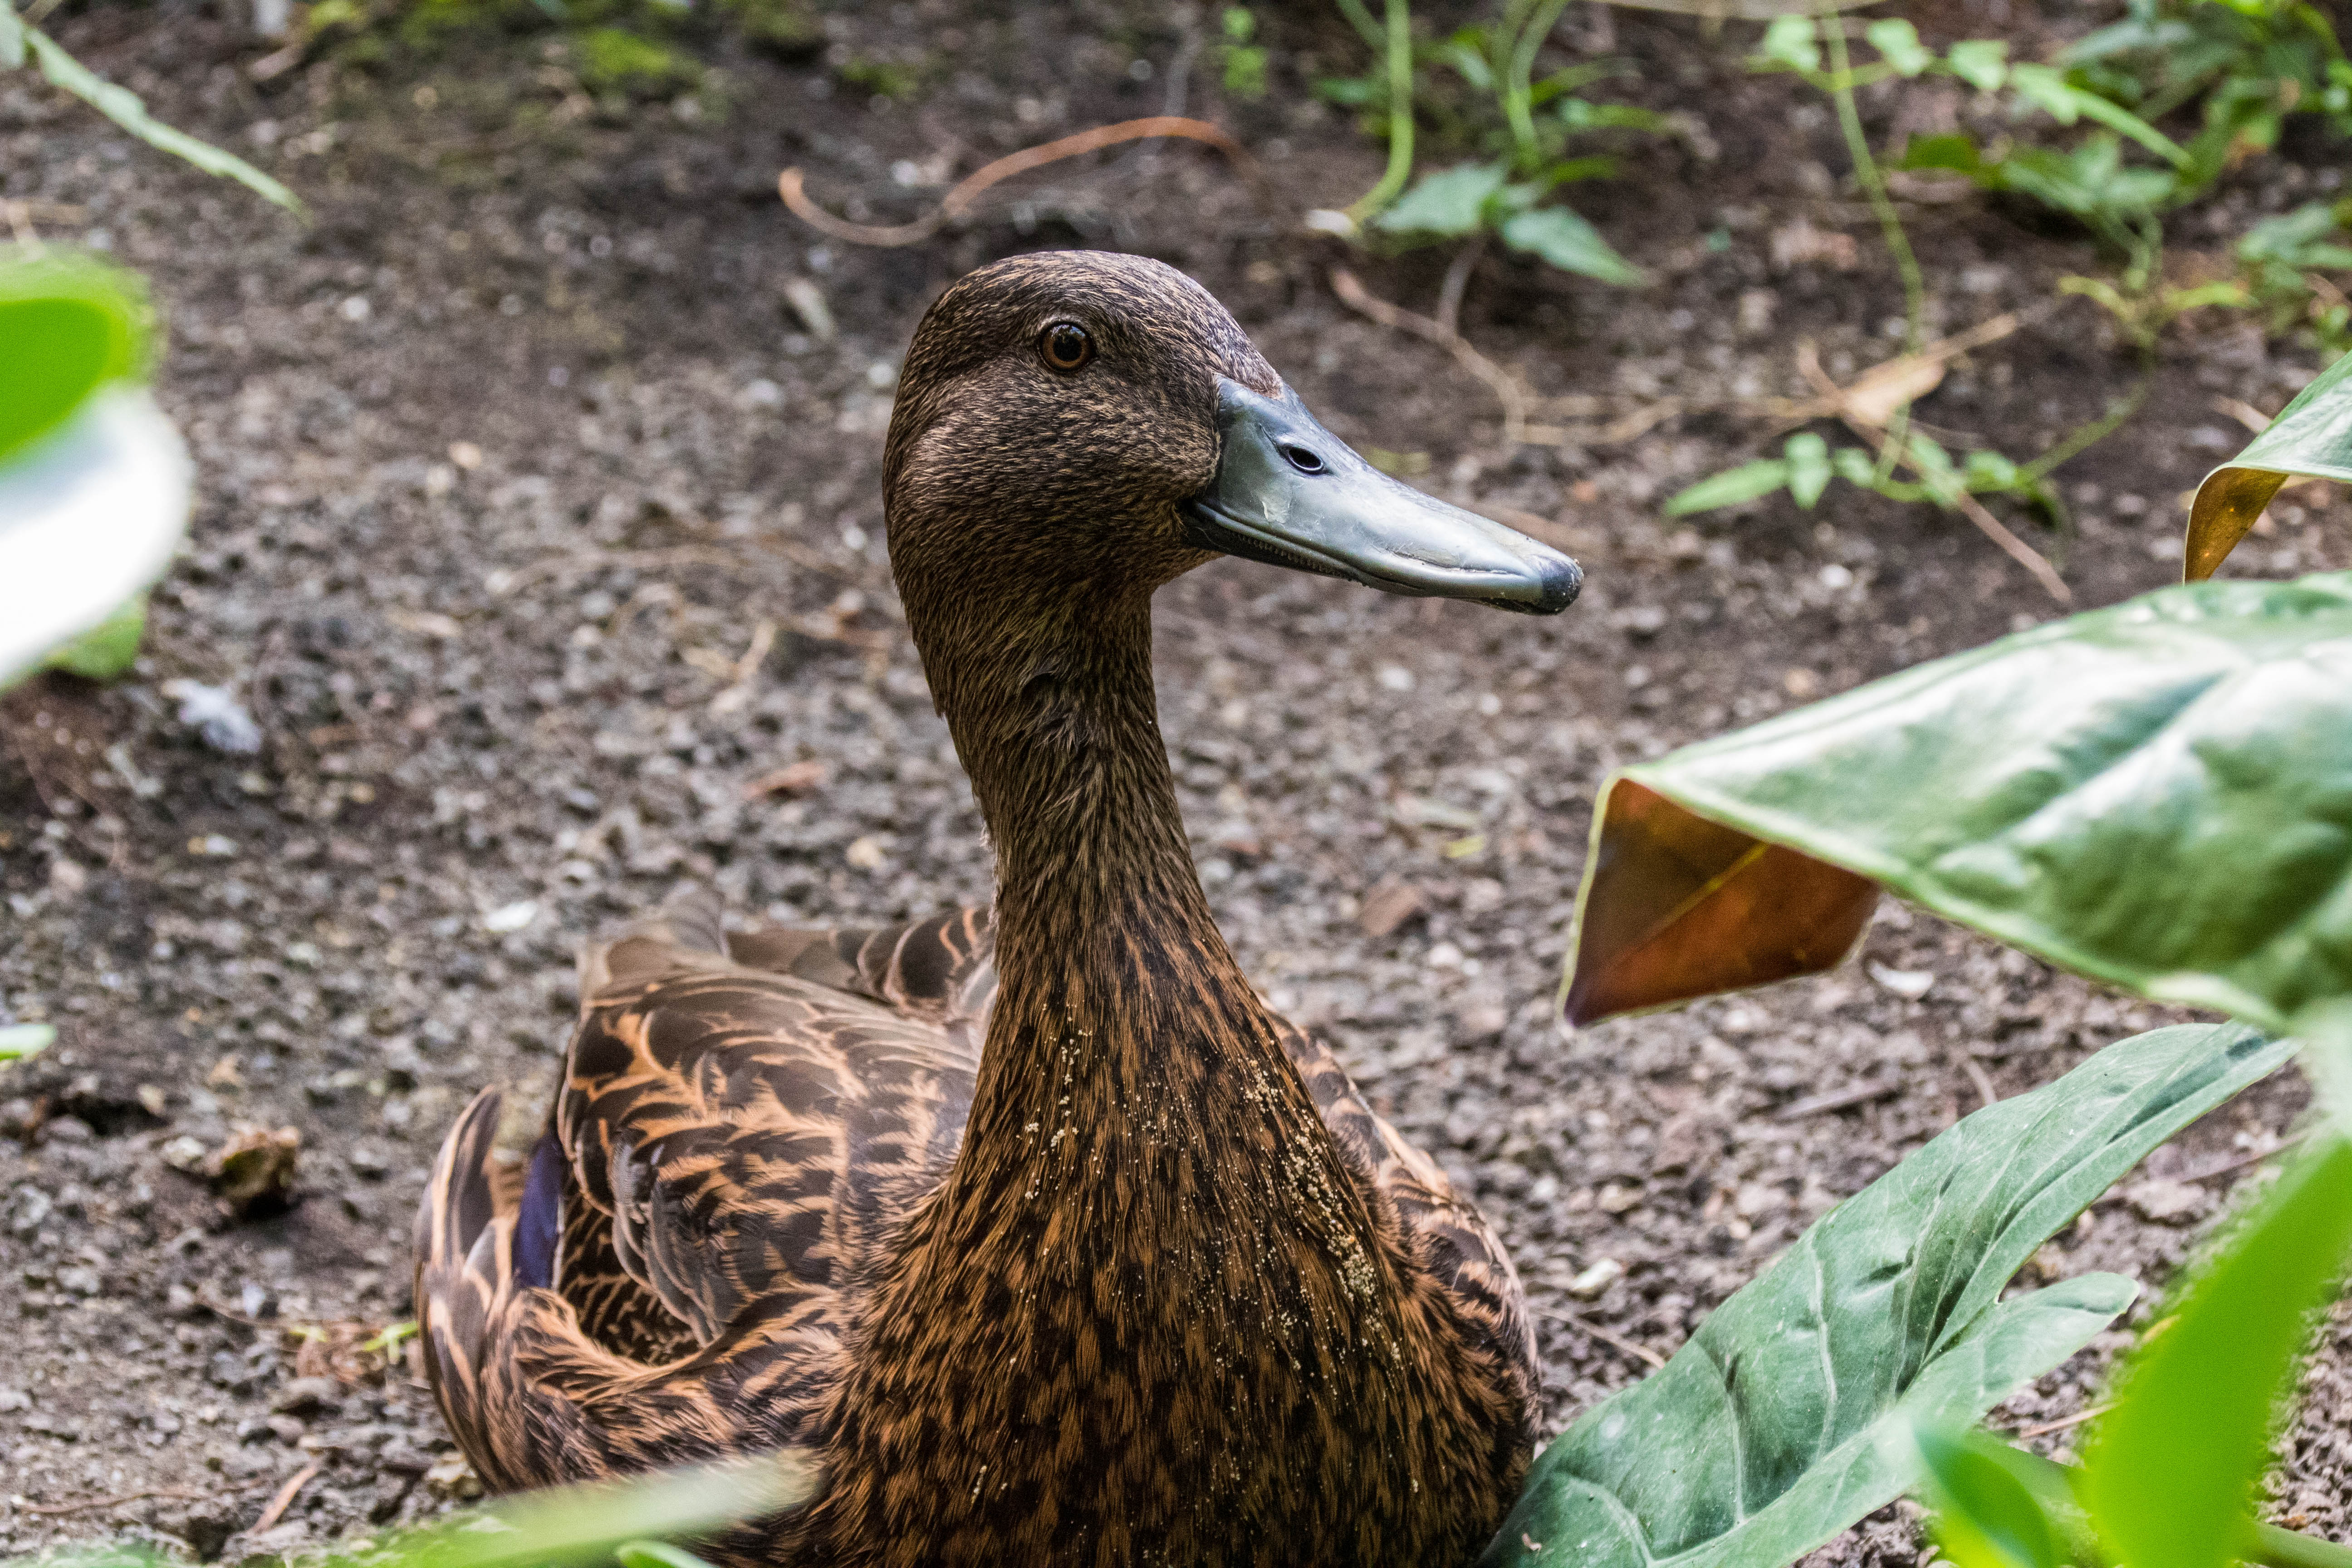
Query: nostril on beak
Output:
[[1279, 444, 1326, 475]]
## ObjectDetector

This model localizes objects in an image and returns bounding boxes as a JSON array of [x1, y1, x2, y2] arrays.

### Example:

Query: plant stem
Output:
[[2258, 1524, 2352, 1568], [2018, 347, 2156, 484], [1345, 0, 1416, 223], [1502, 0, 1573, 175], [1333, 0, 1384, 51], [1821, 18, 1922, 356]]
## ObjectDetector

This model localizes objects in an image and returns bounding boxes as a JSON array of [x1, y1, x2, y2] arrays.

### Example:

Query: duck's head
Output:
[[883, 252, 1581, 629]]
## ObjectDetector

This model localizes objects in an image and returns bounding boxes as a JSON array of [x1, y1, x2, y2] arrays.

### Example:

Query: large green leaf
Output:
[[2082, 1132, 2352, 1568], [1561, 570, 2352, 1030], [2185, 347, 2352, 581], [1480, 1023, 2290, 1568]]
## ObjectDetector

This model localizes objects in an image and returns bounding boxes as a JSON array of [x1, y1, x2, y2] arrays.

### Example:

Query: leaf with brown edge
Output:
[[2185, 347, 2352, 581], [1563, 778, 1877, 1025], [1560, 571, 2352, 1031]]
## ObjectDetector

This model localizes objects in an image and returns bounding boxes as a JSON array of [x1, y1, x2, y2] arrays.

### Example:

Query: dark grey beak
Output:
[[1180, 379, 1581, 615]]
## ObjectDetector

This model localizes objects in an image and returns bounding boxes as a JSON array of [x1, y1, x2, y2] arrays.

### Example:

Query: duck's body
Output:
[[418, 253, 1579, 1566]]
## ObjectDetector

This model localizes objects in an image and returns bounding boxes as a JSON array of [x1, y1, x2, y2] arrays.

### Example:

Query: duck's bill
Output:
[[1180, 378, 1581, 615]]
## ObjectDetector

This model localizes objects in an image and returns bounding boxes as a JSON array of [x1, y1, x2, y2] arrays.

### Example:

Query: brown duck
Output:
[[417, 251, 1581, 1567]]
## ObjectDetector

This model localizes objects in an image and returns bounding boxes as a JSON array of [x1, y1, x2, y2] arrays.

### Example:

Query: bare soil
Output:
[[4, 1, 2351, 1561]]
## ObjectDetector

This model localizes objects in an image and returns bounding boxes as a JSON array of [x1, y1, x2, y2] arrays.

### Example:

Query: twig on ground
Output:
[[1963, 1057, 1999, 1111], [1547, 1310, 1669, 1370], [2181, 1131, 2309, 1185], [2214, 395, 2274, 436], [1331, 268, 1595, 447], [1774, 1078, 1901, 1120], [780, 118, 1265, 248], [17, 1487, 217, 1518], [484, 547, 745, 598], [1435, 237, 1486, 341], [2011, 1404, 2111, 1440], [249, 1459, 322, 1535]]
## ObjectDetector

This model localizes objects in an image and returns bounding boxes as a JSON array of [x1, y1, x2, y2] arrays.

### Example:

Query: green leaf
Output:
[[39, 594, 145, 680], [1560, 570, 2352, 1029], [322, 1458, 813, 1568], [1947, 39, 2010, 93], [1480, 1022, 2291, 1568], [1830, 446, 1877, 486], [1911, 1426, 2068, 1568], [1373, 162, 1512, 238], [2007, 64, 2190, 167], [614, 1544, 723, 1568], [0, 1024, 55, 1062], [0, 252, 147, 464], [1497, 205, 1646, 286], [2082, 1133, 2352, 1568], [1961, 450, 2021, 492], [1866, 18, 1932, 77], [1753, 14, 1820, 74], [19, 26, 301, 215], [0, 386, 191, 687], [1899, 132, 1993, 181], [2186, 346, 2352, 578], [1663, 457, 1790, 516], [1785, 432, 1832, 508]]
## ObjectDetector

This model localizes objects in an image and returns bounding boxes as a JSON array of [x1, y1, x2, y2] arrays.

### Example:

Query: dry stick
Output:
[[1548, 1310, 1669, 1370], [249, 1459, 323, 1535], [17, 1487, 219, 1518], [1435, 235, 1486, 341], [1775, 1078, 1901, 1120], [779, 118, 1265, 249], [1330, 267, 1568, 447], [2012, 1404, 2111, 1440], [1963, 1056, 1999, 1111], [1795, 344, 2072, 603]]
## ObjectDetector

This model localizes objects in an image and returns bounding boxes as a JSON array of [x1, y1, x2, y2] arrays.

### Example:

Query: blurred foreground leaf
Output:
[[2082, 1133, 2352, 1568], [0, 385, 189, 686], [0, 251, 146, 463], [2186, 348, 2352, 581], [9, 1457, 819, 1568], [42, 595, 145, 679], [1909, 1425, 2078, 1568], [1480, 1022, 2288, 1568], [1562, 571, 2352, 1030], [0, 252, 183, 684], [0, 1024, 54, 1061]]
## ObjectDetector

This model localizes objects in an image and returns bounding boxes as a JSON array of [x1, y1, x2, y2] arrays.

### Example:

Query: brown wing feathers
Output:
[[419, 904, 1535, 1493]]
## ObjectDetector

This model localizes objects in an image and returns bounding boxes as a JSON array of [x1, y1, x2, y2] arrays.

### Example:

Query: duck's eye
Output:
[[1039, 322, 1094, 373]]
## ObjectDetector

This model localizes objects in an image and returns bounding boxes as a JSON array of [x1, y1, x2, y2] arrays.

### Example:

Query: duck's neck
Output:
[[926, 584, 1295, 1156]]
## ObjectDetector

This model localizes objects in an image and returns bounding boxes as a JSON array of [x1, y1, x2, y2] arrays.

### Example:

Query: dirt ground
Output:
[[5, 0, 2352, 1560]]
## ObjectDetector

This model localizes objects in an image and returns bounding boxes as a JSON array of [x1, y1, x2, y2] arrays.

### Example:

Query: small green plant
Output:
[[1220, 7, 1268, 100], [1316, 0, 1659, 285], [1, 0, 297, 215], [578, 25, 699, 97]]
